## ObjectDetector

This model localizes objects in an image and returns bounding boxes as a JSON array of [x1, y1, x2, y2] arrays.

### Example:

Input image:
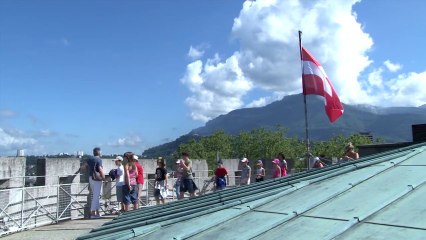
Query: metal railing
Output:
[[0, 175, 88, 236], [0, 172, 246, 236]]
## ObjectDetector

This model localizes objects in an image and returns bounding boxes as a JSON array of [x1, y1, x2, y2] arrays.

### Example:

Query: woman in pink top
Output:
[[272, 159, 282, 178], [277, 153, 287, 177], [123, 152, 139, 212]]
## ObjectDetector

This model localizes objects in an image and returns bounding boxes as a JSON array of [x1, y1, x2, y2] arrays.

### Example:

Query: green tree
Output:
[[200, 130, 232, 170]]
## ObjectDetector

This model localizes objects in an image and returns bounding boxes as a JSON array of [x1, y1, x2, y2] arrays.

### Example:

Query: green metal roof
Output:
[[77, 142, 426, 240]]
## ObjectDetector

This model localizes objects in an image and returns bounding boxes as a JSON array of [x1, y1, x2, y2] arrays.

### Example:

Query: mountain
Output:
[[143, 94, 426, 157]]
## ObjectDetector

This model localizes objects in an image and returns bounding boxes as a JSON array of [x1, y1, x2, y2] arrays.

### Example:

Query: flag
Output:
[[302, 47, 344, 122]]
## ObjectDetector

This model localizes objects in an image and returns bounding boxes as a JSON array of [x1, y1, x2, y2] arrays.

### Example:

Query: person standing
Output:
[[272, 159, 282, 179], [87, 147, 105, 218], [214, 162, 228, 191], [123, 152, 138, 211], [134, 155, 144, 206], [240, 158, 251, 186], [174, 159, 183, 200], [255, 160, 265, 182], [154, 157, 168, 204], [343, 142, 360, 160], [113, 156, 125, 212], [277, 153, 288, 177], [179, 152, 196, 198]]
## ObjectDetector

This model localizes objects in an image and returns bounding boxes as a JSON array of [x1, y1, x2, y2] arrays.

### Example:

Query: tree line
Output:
[[173, 127, 376, 171]]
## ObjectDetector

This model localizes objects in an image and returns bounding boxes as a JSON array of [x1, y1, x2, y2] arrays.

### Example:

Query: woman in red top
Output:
[[134, 155, 144, 204], [277, 153, 287, 177], [214, 162, 228, 190]]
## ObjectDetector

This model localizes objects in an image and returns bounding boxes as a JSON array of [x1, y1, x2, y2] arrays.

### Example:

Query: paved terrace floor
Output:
[[1, 216, 115, 240]]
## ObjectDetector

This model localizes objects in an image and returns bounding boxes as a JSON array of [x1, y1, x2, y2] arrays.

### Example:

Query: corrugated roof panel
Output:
[[398, 146, 426, 165], [336, 223, 426, 240], [138, 208, 250, 240], [252, 216, 348, 240], [188, 211, 291, 240], [76, 143, 426, 240], [365, 180, 426, 229], [305, 165, 426, 221], [256, 165, 392, 215]]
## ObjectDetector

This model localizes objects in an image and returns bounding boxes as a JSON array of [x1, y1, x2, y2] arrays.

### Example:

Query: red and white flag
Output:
[[302, 47, 344, 122]]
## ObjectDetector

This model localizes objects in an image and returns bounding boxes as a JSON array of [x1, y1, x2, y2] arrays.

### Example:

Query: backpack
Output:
[[109, 169, 118, 181]]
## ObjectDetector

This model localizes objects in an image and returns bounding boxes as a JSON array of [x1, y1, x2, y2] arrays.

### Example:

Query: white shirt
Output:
[[116, 165, 125, 186]]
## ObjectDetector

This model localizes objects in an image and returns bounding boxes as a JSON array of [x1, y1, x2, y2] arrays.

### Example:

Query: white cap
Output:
[[115, 156, 123, 161], [241, 158, 248, 163], [134, 155, 139, 160], [176, 159, 182, 164]]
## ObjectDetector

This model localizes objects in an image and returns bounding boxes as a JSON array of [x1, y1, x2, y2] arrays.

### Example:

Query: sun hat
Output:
[[241, 158, 248, 163], [115, 156, 123, 161], [272, 159, 280, 164]]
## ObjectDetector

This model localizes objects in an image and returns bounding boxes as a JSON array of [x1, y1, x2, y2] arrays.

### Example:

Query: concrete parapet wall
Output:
[[45, 158, 81, 185], [0, 157, 26, 188]]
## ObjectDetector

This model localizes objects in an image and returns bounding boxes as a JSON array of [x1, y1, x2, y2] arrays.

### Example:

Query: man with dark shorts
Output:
[[179, 152, 196, 198]]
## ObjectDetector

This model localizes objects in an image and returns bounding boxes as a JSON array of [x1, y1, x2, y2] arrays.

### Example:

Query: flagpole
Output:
[[299, 30, 311, 170]]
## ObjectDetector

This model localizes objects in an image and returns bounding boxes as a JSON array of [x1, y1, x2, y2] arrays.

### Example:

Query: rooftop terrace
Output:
[[77, 142, 426, 240]]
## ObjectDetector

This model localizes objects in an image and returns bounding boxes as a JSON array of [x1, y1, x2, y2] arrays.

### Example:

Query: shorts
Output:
[[123, 185, 138, 205], [216, 177, 226, 190], [116, 185, 124, 202], [180, 179, 195, 194], [255, 177, 264, 182]]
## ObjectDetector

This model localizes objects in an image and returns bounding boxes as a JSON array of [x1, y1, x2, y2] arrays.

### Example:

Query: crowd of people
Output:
[[85, 142, 360, 218], [84, 149, 199, 218]]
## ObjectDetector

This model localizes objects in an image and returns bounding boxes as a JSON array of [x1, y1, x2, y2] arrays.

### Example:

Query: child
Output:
[[154, 157, 168, 204], [240, 158, 251, 185], [114, 156, 125, 212], [255, 160, 265, 182], [214, 162, 228, 190]]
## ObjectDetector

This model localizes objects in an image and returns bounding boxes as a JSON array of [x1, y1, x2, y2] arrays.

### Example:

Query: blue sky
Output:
[[0, 0, 425, 156]]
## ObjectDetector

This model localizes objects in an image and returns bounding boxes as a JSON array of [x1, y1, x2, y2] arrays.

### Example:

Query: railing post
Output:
[[146, 181, 149, 206], [21, 176, 25, 228], [56, 176, 60, 223]]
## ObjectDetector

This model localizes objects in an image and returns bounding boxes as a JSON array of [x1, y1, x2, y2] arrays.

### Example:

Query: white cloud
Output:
[[367, 68, 384, 90], [181, 53, 253, 122], [108, 135, 142, 147], [0, 127, 37, 151], [246, 97, 268, 108], [0, 109, 17, 118], [366, 70, 426, 107], [181, 0, 424, 122], [383, 60, 402, 72], [187, 45, 205, 60]]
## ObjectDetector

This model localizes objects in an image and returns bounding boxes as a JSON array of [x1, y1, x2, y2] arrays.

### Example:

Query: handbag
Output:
[[92, 164, 103, 181]]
